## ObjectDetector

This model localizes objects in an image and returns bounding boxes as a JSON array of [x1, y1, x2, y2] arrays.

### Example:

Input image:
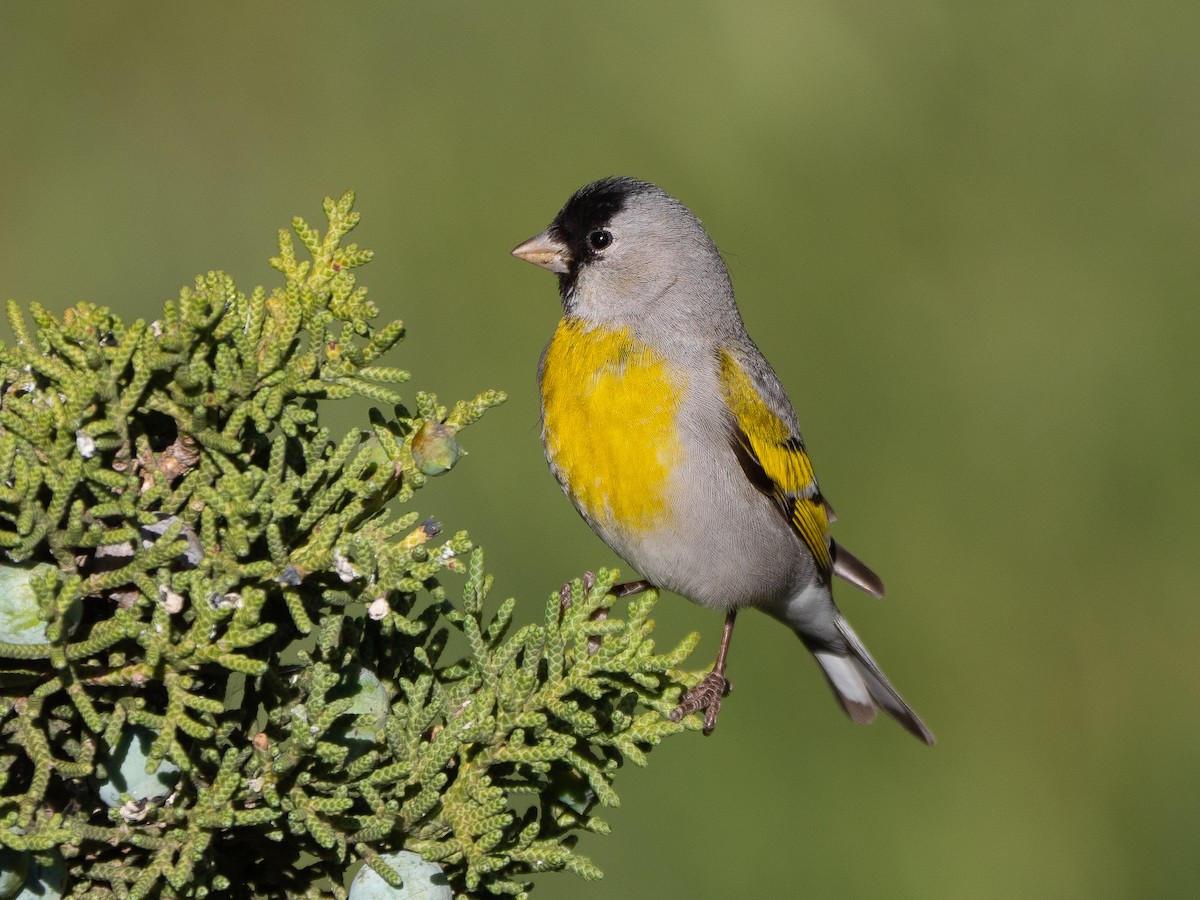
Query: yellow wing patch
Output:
[[541, 318, 684, 532], [718, 351, 832, 575]]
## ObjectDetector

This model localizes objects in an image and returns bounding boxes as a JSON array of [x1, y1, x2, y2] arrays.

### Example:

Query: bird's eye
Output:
[[588, 229, 613, 250]]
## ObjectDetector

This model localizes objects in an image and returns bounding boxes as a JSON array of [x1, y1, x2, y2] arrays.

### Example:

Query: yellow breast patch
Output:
[[541, 318, 683, 532]]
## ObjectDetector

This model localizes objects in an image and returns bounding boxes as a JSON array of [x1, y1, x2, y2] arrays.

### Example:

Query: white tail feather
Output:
[[773, 583, 934, 744], [813, 651, 877, 724], [825, 619, 936, 748]]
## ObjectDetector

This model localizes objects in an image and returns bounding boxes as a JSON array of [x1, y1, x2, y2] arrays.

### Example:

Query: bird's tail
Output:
[[809, 615, 935, 745]]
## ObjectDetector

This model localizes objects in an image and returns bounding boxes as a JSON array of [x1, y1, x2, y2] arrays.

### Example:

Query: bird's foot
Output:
[[670, 669, 733, 736], [558, 572, 596, 614], [560, 573, 652, 655], [559, 575, 651, 612]]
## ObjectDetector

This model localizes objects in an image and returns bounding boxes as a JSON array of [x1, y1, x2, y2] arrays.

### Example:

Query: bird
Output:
[[511, 177, 933, 744]]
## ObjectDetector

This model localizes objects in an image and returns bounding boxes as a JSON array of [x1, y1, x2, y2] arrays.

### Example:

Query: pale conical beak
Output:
[[511, 231, 571, 274]]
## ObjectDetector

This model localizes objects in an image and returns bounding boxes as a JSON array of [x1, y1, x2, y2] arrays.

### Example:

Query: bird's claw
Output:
[[559, 572, 608, 655], [560, 574, 652, 655], [559, 571, 597, 614], [669, 670, 733, 736]]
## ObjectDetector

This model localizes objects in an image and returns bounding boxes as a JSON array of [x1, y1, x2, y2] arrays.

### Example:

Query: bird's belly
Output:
[[631, 453, 809, 610]]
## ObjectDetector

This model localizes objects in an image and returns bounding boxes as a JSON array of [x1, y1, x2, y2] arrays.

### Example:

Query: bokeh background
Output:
[[2, 3, 1197, 897]]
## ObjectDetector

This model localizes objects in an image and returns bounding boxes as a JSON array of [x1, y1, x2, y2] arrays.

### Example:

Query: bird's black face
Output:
[[547, 177, 646, 298]]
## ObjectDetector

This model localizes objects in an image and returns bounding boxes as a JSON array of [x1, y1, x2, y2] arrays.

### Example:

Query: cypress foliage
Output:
[[0, 194, 701, 898]]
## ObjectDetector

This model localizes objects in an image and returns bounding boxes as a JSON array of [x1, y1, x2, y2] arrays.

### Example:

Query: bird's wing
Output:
[[718, 350, 833, 577]]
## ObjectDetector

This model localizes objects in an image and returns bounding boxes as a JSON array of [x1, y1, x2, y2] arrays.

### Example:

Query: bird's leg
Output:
[[610, 579, 651, 599], [670, 609, 737, 735]]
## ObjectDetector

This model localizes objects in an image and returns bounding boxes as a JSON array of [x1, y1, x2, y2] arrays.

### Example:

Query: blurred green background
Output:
[[2, 2, 1197, 897]]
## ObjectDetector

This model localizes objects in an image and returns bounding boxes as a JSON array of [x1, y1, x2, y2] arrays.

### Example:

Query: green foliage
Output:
[[0, 194, 700, 898]]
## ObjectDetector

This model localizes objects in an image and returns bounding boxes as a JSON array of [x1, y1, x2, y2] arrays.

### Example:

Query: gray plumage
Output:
[[514, 177, 933, 744]]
